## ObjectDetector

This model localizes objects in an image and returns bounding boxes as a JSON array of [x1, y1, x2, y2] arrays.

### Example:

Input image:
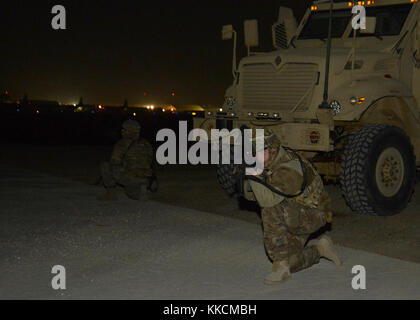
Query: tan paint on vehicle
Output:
[[196, 0, 420, 175]]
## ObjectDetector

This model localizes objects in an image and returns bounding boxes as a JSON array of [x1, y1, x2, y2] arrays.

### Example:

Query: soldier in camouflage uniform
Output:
[[243, 130, 342, 285], [98, 119, 154, 201]]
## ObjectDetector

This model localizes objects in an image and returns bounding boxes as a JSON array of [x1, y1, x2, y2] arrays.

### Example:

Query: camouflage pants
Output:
[[261, 200, 326, 273], [100, 161, 148, 199]]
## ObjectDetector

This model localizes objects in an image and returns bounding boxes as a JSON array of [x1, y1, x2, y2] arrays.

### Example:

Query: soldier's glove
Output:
[[325, 211, 333, 224]]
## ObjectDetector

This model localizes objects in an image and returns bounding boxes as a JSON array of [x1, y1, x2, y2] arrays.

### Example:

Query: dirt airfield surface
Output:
[[1, 143, 420, 264]]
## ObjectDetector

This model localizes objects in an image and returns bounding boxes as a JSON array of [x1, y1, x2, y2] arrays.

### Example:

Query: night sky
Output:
[[1, 0, 311, 106]]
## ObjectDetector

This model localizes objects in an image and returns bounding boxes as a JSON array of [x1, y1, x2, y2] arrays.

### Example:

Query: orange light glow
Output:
[[351, 1, 375, 7]]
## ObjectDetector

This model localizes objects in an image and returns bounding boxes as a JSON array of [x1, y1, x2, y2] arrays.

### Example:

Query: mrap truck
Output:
[[194, 0, 420, 216]]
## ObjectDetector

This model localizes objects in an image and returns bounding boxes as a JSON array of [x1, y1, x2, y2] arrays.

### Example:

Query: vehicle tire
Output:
[[340, 124, 416, 216]]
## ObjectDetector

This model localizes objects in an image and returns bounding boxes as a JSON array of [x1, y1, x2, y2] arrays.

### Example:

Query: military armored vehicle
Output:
[[195, 0, 420, 216]]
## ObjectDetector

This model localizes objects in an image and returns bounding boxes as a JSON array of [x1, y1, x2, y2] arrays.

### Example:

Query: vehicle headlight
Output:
[[330, 100, 341, 116]]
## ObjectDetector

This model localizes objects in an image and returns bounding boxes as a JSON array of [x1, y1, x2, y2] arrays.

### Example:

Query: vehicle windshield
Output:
[[350, 4, 412, 37], [298, 9, 352, 40], [298, 4, 412, 40]]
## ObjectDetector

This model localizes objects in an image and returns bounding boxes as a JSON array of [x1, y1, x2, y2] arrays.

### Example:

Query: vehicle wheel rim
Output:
[[375, 147, 404, 197]]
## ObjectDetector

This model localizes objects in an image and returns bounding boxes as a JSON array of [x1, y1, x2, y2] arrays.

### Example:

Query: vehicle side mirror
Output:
[[244, 20, 259, 48], [360, 17, 376, 34], [272, 6, 297, 49], [221, 25, 238, 77], [222, 25, 234, 40]]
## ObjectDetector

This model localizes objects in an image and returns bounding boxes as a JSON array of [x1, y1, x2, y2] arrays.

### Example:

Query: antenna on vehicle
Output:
[[351, 0, 357, 83], [318, 0, 334, 110]]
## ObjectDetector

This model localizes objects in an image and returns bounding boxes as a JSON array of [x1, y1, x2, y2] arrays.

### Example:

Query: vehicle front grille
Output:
[[240, 63, 318, 113]]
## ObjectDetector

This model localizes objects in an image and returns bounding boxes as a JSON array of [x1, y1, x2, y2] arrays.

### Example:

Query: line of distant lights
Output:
[[12, 103, 195, 117], [311, 0, 380, 10], [311, 0, 418, 11], [347, 0, 418, 6], [348, 1, 375, 7], [14, 108, 193, 117]]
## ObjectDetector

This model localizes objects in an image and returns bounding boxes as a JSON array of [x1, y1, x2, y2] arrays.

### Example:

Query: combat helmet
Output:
[[253, 129, 282, 152], [122, 119, 141, 138]]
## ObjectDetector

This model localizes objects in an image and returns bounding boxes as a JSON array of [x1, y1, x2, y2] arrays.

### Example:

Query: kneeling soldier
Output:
[[98, 119, 153, 201], [242, 130, 342, 285]]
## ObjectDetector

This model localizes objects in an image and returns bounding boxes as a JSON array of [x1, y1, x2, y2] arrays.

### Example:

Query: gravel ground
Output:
[[1, 165, 419, 299], [1, 143, 419, 264]]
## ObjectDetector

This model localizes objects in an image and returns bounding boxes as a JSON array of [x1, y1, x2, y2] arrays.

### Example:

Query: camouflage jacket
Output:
[[244, 147, 331, 214], [111, 138, 154, 177]]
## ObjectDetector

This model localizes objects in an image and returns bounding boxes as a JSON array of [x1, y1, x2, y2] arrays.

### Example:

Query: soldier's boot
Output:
[[96, 189, 118, 201], [264, 261, 291, 285], [126, 185, 150, 201], [125, 187, 142, 200], [314, 235, 342, 266], [141, 185, 150, 201]]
